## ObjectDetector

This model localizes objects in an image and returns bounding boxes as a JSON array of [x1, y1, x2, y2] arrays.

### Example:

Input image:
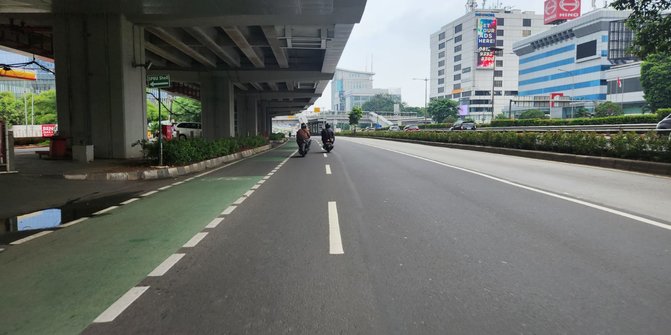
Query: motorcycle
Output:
[[322, 138, 334, 153], [298, 139, 311, 157]]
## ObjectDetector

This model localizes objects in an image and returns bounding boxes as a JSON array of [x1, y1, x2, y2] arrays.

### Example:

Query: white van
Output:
[[173, 122, 202, 139]]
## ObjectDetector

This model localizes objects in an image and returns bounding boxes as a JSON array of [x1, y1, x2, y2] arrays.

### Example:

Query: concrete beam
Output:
[[261, 25, 289, 68], [252, 92, 321, 99], [267, 82, 279, 91], [224, 70, 332, 82], [233, 82, 248, 91], [249, 82, 264, 91], [222, 26, 264, 68], [147, 27, 217, 68], [286, 81, 295, 91], [145, 41, 192, 67], [184, 27, 241, 67]]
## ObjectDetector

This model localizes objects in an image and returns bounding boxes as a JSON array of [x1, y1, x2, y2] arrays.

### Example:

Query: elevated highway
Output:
[[0, 0, 366, 159]]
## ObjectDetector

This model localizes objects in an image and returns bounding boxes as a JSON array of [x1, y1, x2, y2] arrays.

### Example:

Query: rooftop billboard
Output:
[[544, 0, 581, 25]]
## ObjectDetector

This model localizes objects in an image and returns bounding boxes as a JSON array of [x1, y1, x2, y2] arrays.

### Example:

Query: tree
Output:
[[443, 115, 458, 124], [32, 90, 57, 124], [518, 109, 546, 119], [426, 98, 458, 123], [640, 53, 671, 111], [574, 107, 592, 118], [611, 0, 671, 58], [348, 106, 363, 131], [361, 93, 402, 112], [595, 101, 624, 117], [0, 92, 23, 125], [172, 97, 202, 122]]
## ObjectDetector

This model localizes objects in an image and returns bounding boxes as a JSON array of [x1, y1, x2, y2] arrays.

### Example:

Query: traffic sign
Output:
[[147, 74, 171, 88]]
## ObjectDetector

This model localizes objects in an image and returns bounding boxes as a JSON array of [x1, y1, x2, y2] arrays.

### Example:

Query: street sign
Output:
[[147, 74, 171, 88]]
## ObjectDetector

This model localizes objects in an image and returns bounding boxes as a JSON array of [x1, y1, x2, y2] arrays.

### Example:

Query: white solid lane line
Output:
[[158, 185, 172, 191], [93, 286, 150, 323], [183, 232, 208, 248], [93, 206, 118, 216], [244, 190, 254, 197], [206, 218, 224, 229], [360, 142, 671, 232], [221, 206, 237, 215], [233, 197, 246, 205], [325, 164, 332, 175], [141, 191, 158, 197], [60, 217, 89, 228], [328, 201, 344, 255], [10, 231, 52, 245], [148, 254, 185, 277], [172, 181, 185, 186], [120, 198, 139, 205]]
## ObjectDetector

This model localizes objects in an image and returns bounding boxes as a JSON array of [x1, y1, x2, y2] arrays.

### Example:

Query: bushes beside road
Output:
[[490, 114, 660, 127], [139, 136, 268, 165], [348, 130, 671, 163]]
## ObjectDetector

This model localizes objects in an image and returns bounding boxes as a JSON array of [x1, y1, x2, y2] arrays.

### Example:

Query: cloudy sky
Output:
[[312, 0, 602, 110]]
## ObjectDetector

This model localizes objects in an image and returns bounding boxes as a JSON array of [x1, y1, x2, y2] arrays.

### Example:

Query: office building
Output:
[[513, 9, 635, 116], [430, 8, 547, 123], [0, 48, 55, 95], [331, 68, 401, 113]]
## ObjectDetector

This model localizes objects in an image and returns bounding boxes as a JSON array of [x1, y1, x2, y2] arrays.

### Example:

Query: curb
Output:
[[362, 136, 671, 177], [63, 144, 274, 181]]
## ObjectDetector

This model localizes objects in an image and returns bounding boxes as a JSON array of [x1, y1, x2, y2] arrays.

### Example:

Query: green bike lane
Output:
[[0, 142, 297, 335]]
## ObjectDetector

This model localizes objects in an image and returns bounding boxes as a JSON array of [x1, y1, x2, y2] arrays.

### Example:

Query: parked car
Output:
[[403, 125, 420, 132], [657, 114, 671, 130], [389, 125, 401, 131], [173, 122, 202, 139], [450, 121, 476, 131]]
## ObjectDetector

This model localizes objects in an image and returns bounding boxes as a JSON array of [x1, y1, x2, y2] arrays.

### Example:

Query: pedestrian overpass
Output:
[[0, 0, 366, 159]]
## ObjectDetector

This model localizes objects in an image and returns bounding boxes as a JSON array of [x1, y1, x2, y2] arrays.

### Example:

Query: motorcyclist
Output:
[[321, 123, 335, 147], [296, 123, 312, 155]]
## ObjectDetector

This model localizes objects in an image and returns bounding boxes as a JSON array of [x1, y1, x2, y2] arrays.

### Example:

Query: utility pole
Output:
[[412, 77, 429, 123]]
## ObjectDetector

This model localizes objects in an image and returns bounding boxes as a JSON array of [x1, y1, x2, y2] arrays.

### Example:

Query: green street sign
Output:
[[147, 74, 171, 88]]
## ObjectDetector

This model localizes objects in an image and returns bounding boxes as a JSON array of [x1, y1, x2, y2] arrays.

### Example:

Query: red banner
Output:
[[544, 0, 581, 25], [41, 124, 56, 137]]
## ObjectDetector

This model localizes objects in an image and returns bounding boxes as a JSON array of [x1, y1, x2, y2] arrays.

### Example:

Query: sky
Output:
[[311, 0, 603, 110]]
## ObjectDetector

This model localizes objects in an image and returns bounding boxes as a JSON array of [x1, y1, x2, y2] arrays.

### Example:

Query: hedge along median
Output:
[[489, 114, 661, 127], [141, 136, 269, 166], [346, 131, 671, 163]]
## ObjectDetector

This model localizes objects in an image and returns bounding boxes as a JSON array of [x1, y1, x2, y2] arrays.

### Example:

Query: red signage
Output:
[[544, 0, 581, 25], [550, 92, 564, 107], [41, 124, 56, 137]]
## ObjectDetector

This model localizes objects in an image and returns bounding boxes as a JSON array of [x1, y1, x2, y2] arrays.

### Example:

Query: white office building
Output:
[[430, 8, 547, 123], [331, 68, 401, 113], [513, 9, 634, 116]]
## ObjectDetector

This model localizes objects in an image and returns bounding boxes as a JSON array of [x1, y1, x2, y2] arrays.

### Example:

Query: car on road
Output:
[[174, 122, 202, 139], [657, 114, 671, 130], [389, 125, 401, 132], [450, 121, 476, 131], [403, 125, 420, 132]]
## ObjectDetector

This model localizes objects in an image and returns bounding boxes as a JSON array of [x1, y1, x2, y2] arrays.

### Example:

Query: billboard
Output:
[[544, 0, 581, 25], [476, 18, 497, 69]]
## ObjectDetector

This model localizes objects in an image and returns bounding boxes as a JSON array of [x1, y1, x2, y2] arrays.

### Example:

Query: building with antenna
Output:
[[430, 6, 547, 123]]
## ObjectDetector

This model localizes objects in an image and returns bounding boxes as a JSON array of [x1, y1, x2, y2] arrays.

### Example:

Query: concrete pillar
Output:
[[54, 14, 146, 159], [245, 96, 259, 136], [236, 94, 247, 137], [258, 102, 268, 136], [200, 74, 235, 139]]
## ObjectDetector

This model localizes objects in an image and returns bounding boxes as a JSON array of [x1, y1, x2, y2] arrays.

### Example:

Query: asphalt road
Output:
[[3, 138, 670, 334], [74, 137, 671, 334]]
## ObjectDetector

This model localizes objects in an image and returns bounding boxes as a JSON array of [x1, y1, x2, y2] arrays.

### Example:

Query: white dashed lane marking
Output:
[[93, 286, 150, 323], [183, 232, 208, 248], [328, 201, 344, 255], [325, 164, 332, 175], [206, 218, 224, 228], [93, 206, 118, 216], [148, 254, 185, 277]]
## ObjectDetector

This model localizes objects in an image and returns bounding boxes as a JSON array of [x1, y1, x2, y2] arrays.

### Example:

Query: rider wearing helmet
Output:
[[321, 123, 335, 144], [296, 123, 312, 154]]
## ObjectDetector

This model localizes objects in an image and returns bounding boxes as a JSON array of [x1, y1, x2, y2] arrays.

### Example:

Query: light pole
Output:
[[412, 77, 429, 123], [489, 47, 503, 123], [557, 68, 575, 118]]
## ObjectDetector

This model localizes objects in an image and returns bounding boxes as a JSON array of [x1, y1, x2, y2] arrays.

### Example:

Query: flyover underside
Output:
[[0, 0, 365, 159]]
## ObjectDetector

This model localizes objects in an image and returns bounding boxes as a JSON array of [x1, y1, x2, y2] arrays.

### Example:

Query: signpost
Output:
[[147, 75, 171, 166]]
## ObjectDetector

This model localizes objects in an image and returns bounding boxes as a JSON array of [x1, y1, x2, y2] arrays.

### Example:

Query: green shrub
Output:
[[490, 114, 659, 127], [269, 132, 286, 141], [140, 136, 268, 165], [657, 108, 671, 121], [347, 130, 670, 163]]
